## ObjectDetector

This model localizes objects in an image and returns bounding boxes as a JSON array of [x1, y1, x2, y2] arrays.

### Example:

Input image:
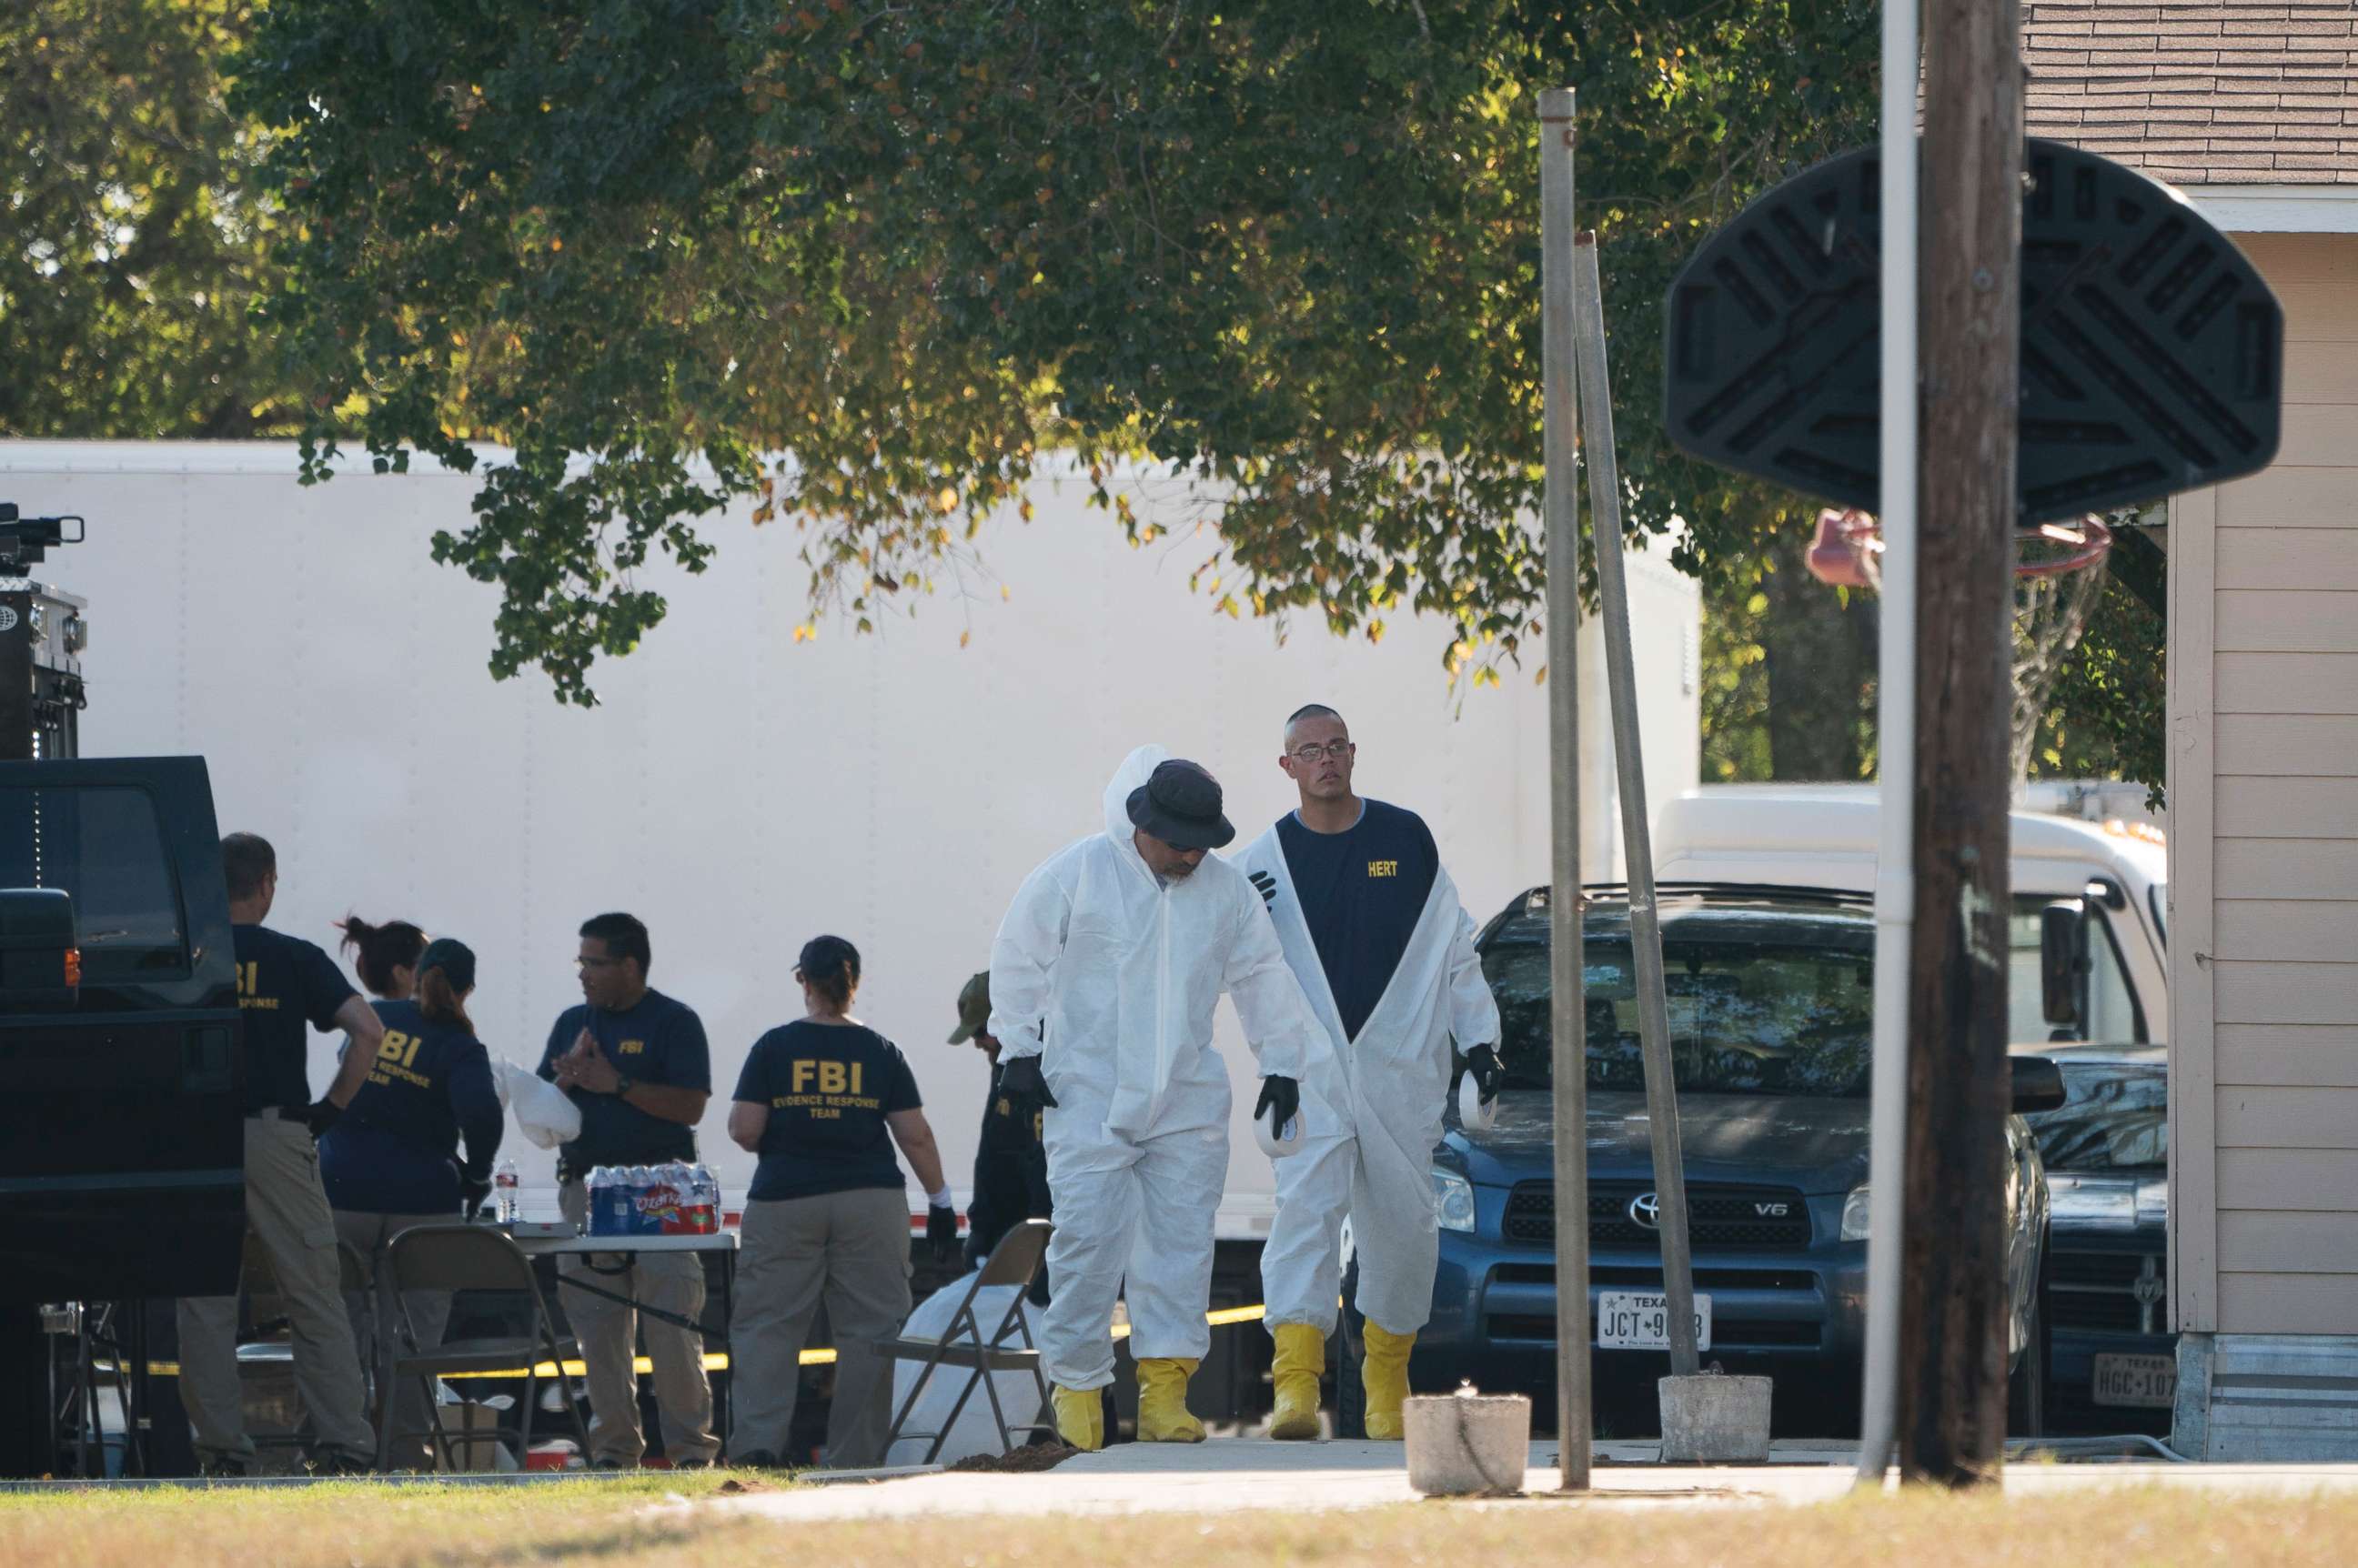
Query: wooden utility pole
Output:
[[1900, 0, 2022, 1487]]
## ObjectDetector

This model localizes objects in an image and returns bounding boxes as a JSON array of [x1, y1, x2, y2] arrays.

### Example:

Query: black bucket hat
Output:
[[1125, 759, 1234, 851]]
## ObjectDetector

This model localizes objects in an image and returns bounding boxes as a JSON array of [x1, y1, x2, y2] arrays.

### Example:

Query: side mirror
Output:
[[0, 887, 80, 1013], [2039, 899, 2090, 1032], [2010, 1055, 2068, 1115]]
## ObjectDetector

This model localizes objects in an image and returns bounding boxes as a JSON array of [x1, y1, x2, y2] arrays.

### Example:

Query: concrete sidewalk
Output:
[[710, 1438, 2358, 1523]]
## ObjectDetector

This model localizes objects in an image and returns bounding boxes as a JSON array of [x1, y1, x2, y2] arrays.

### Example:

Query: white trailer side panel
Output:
[[2, 440, 1698, 1235]]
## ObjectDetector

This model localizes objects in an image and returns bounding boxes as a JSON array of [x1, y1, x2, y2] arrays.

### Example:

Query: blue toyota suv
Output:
[[1386, 883, 2058, 1434]]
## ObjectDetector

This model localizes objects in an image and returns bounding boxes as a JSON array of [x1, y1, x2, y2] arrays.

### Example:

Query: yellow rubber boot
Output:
[[1267, 1324, 1325, 1441], [1135, 1357, 1207, 1442], [1052, 1384, 1104, 1452], [1361, 1323, 1417, 1441]]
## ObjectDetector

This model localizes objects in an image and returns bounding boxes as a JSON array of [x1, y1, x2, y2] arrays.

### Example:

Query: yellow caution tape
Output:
[[101, 1302, 1272, 1382]]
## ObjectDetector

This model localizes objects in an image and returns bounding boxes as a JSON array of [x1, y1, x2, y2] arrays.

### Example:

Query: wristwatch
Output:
[[613, 1073, 638, 1099]]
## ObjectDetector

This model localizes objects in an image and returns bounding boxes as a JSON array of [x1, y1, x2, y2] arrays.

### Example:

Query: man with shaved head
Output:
[[1237, 705, 1502, 1440]]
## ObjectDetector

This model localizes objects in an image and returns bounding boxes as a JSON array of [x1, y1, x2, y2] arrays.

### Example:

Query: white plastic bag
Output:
[[883, 1274, 1049, 1467], [497, 1057, 581, 1150]]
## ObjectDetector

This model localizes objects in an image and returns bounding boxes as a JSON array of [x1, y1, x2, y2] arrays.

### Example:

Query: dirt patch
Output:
[[712, 1477, 780, 1495], [945, 1443, 1080, 1474]]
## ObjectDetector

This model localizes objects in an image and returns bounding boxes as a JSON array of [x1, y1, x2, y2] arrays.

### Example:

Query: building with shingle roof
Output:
[[2022, 2, 2358, 1465]]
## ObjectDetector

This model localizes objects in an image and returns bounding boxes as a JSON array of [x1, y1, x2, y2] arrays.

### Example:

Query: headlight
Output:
[[1840, 1184, 1873, 1242], [1433, 1168, 1477, 1233]]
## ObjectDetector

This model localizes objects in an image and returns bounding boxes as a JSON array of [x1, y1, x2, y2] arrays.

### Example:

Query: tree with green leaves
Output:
[[2, 1, 297, 438], [236, 0, 1888, 703]]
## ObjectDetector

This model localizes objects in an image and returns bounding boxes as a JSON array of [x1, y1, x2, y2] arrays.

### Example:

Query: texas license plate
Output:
[[1596, 1291, 1713, 1352], [2091, 1352, 2176, 1409]]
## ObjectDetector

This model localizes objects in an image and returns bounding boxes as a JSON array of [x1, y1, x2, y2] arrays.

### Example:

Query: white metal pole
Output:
[[1537, 84, 1591, 1493], [1856, 0, 1920, 1490]]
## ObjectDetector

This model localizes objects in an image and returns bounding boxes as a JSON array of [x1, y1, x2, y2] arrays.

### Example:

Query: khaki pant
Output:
[[333, 1210, 456, 1468], [557, 1179, 718, 1466], [176, 1114, 376, 1464], [729, 1189, 913, 1468]]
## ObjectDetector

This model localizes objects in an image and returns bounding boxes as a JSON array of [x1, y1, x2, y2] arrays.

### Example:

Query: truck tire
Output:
[[2007, 1248, 2051, 1441], [0, 1306, 48, 1478]]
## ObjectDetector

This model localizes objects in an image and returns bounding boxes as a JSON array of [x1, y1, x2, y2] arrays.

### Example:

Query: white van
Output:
[[1652, 786, 2168, 1051]]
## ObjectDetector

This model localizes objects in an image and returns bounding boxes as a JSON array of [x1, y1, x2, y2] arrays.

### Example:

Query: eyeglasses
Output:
[[576, 955, 628, 970], [1288, 741, 1355, 764]]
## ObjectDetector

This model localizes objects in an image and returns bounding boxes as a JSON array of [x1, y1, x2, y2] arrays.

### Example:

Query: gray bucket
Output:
[[1658, 1372, 1773, 1462], [1403, 1392, 1530, 1496]]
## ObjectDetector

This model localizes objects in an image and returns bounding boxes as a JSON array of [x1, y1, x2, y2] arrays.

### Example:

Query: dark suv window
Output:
[[0, 786, 189, 982], [2024, 1060, 2166, 1171], [1485, 905, 1875, 1098]]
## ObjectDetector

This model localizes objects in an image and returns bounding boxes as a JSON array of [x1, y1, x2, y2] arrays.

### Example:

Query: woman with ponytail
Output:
[[319, 937, 504, 1467], [724, 935, 956, 1469]]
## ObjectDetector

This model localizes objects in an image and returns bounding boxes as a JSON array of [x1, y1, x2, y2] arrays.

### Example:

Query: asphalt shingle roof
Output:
[[2022, 2, 2358, 185]]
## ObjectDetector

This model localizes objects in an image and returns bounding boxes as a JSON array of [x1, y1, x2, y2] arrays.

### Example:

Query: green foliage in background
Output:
[[234, 0, 1885, 702], [2, 1, 299, 437]]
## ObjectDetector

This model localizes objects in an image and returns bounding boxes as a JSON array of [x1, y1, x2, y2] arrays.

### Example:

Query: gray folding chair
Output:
[[376, 1222, 587, 1472], [874, 1218, 1055, 1463]]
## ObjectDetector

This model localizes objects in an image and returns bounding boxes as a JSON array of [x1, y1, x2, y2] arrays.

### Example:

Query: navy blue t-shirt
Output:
[[1275, 799, 1441, 1041], [233, 924, 359, 1112], [538, 990, 710, 1174], [733, 1020, 922, 1203], [321, 999, 505, 1214]]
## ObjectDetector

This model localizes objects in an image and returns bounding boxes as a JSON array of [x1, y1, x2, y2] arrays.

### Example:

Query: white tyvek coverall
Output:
[[1239, 823, 1501, 1337], [987, 746, 1324, 1391]]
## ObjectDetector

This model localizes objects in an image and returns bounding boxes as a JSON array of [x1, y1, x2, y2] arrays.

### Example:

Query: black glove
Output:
[[1254, 1074, 1300, 1132], [1466, 1044, 1504, 1104], [1000, 1053, 1058, 1111], [303, 1099, 343, 1140], [926, 1202, 960, 1264], [458, 1175, 494, 1219], [1248, 869, 1278, 909]]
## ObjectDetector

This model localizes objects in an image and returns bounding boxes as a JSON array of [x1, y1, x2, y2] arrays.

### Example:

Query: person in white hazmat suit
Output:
[[1237, 705, 1504, 1440], [987, 745, 1325, 1452]]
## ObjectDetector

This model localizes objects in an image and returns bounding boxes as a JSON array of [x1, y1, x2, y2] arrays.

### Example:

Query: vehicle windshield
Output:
[[0, 784, 189, 982], [2022, 1060, 2167, 1171], [1484, 905, 1874, 1098]]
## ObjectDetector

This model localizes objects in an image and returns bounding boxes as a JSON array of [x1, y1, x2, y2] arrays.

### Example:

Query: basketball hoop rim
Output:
[[2014, 515, 2113, 579]]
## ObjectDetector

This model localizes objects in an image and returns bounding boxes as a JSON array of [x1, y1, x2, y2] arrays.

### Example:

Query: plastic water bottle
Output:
[[493, 1157, 520, 1223], [686, 1163, 718, 1235], [656, 1161, 693, 1234], [585, 1166, 613, 1236], [627, 1165, 657, 1236]]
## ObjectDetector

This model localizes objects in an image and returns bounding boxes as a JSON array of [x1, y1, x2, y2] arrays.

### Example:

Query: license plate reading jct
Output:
[[1596, 1290, 1713, 1352], [2092, 1352, 2176, 1409]]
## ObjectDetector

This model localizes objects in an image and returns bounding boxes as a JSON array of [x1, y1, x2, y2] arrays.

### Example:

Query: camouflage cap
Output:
[[948, 970, 992, 1043]]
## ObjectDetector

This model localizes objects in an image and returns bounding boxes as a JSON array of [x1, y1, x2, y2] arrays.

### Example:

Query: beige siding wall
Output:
[[2187, 231, 2358, 1336]]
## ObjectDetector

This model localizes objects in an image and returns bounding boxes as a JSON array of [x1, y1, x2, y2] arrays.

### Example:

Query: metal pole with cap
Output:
[[1537, 83, 1591, 1493]]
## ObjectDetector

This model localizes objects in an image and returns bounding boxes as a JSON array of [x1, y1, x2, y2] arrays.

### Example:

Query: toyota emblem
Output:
[[1627, 1192, 1661, 1230]]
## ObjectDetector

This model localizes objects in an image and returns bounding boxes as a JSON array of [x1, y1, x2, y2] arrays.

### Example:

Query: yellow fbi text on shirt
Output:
[[368, 1029, 436, 1091], [234, 962, 281, 1010], [773, 1057, 881, 1120]]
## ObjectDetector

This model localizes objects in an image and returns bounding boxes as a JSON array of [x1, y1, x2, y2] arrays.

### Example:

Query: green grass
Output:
[[5, 1473, 2358, 1567]]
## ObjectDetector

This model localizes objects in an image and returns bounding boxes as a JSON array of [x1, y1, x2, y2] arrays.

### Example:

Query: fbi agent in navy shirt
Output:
[[726, 936, 956, 1470], [322, 937, 503, 1466], [536, 911, 719, 1469], [946, 970, 1052, 1295], [176, 833, 383, 1475]]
